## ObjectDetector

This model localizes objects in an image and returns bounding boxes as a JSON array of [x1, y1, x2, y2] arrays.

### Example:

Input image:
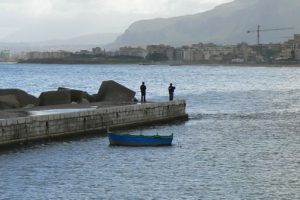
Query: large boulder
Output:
[[0, 89, 39, 107], [57, 87, 95, 103], [82, 91, 95, 102], [0, 95, 20, 109], [39, 90, 71, 106], [96, 80, 136, 102]]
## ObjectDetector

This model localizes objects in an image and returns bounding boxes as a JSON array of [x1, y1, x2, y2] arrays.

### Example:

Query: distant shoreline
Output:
[[0, 62, 18, 64], [17, 60, 300, 67]]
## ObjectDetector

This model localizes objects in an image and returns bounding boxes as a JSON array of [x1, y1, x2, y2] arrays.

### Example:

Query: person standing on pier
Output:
[[168, 83, 176, 101], [140, 82, 146, 103]]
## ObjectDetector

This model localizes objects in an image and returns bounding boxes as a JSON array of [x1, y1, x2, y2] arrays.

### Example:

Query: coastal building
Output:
[[281, 34, 300, 60], [293, 34, 300, 43], [182, 48, 193, 62], [292, 34, 300, 60], [174, 48, 184, 61], [117, 47, 147, 58], [294, 49, 300, 60], [172, 43, 237, 63], [276, 49, 293, 60], [192, 43, 234, 62], [182, 48, 204, 62], [233, 43, 256, 62], [0, 50, 10, 62], [25, 51, 71, 60], [165, 47, 175, 61], [77, 50, 91, 55], [92, 47, 104, 55], [105, 51, 116, 57], [146, 45, 175, 61]]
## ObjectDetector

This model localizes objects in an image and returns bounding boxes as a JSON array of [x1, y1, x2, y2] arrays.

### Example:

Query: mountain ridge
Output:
[[110, 0, 299, 48]]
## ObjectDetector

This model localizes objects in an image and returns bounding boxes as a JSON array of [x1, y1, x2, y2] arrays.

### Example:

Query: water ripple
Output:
[[0, 64, 299, 199]]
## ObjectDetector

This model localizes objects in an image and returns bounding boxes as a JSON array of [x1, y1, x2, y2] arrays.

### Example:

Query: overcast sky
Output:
[[0, 0, 232, 42]]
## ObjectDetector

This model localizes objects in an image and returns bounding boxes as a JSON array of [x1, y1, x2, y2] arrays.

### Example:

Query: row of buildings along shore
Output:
[[2, 34, 300, 64]]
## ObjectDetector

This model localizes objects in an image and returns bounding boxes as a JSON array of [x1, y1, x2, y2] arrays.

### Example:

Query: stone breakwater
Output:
[[0, 100, 188, 148]]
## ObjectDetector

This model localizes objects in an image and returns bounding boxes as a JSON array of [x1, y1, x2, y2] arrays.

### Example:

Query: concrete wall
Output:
[[0, 100, 188, 147]]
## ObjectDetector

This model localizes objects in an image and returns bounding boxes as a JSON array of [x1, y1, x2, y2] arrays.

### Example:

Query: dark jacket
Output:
[[140, 84, 146, 95], [168, 86, 175, 94]]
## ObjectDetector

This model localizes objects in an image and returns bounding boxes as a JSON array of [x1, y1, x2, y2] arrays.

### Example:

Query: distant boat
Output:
[[108, 132, 173, 146]]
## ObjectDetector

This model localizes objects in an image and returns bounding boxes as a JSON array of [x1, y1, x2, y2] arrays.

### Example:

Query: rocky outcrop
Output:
[[96, 80, 136, 102], [0, 89, 39, 107], [0, 95, 20, 110], [39, 90, 71, 106]]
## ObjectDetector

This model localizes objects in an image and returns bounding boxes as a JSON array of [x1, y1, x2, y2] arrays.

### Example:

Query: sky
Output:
[[0, 0, 233, 42]]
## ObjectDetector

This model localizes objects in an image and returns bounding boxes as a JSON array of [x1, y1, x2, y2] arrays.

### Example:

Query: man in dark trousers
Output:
[[140, 82, 146, 103], [168, 83, 176, 101]]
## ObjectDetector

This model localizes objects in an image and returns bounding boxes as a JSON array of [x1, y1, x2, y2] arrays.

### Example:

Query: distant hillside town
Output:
[[1, 34, 300, 65]]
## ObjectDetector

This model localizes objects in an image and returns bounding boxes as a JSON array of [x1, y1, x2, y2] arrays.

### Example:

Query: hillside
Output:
[[111, 0, 300, 48]]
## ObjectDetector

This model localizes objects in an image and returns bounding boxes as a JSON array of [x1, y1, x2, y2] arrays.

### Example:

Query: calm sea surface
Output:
[[0, 64, 299, 199]]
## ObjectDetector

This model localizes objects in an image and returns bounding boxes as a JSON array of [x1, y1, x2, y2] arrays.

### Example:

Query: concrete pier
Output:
[[0, 100, 188, 147]]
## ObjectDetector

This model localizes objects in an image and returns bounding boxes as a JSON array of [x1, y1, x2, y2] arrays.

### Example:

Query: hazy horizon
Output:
[[0, 0, 232, 43]]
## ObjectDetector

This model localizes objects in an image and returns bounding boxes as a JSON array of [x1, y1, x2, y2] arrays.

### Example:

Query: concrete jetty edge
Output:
[[0, 100, 188, 148]]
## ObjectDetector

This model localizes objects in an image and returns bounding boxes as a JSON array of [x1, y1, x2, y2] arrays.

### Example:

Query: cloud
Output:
[[0, 0, 233, 16], [0, 0, 232, 42]]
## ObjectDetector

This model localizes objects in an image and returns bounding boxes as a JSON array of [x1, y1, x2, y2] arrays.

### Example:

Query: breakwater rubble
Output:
[[0, 80, 136, 118]]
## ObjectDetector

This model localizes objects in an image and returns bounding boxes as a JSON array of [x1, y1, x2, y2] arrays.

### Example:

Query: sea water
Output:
[[0, 64, 299, 199]]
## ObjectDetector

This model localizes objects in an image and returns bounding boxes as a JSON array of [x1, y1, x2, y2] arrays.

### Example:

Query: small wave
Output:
[[189, 110, 300, 121]]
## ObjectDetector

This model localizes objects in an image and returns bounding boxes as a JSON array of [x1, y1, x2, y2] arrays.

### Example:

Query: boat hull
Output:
[[108, 132, 173, 146]]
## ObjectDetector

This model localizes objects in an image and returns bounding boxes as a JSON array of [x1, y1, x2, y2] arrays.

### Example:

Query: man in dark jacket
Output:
[[168, 83, 176, 101], [140, 82, 146, 103]]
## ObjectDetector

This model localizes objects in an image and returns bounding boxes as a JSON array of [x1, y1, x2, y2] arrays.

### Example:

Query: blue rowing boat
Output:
[[108, 132, 173, 146]]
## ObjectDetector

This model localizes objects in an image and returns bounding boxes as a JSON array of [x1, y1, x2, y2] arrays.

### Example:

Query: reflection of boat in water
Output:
[[108, 132, 173, 146]]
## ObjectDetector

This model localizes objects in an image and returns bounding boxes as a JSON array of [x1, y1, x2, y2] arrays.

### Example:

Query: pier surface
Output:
[[0, 100, 188, 148]]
